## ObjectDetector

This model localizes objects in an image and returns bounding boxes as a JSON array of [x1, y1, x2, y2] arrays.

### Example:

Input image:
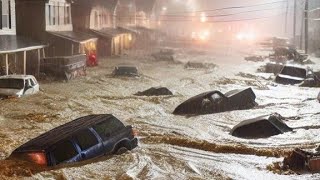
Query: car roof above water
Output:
[[13, 114, 123, 153], [0, 75, 35, 80]]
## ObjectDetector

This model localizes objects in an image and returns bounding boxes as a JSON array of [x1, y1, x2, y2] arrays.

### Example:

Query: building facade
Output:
[[15, 0, 97, 57], [308, 0, 320, 54], [0, 0, 45, 76]]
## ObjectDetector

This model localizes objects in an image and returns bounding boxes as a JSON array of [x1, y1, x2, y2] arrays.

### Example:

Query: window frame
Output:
[[90, 7, 113, 30], [45, 0, 72, 31], [0, 0, 16, 35]]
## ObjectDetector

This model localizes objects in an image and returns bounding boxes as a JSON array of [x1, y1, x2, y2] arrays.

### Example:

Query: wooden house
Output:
[[15, 0, 98, 58], [0, 0, 45, 76], [132, 0, 158, 48], [71, 0, 134, 57]]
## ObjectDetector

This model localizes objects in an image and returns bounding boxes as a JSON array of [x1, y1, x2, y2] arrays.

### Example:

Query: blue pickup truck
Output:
[[9, 114, 138, 167]]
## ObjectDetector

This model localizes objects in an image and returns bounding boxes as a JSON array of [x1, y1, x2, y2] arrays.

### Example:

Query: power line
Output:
[[149, 13, 287, 23], [160, 7, 285, 18], [162, 0, 287, 14]]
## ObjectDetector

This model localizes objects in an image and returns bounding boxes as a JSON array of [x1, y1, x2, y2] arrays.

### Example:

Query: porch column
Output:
[[5, 54, 9, 75], [37, 49, 41, 76], [42, 48, 46, 58], [71, 44, 74, 55], [23, 51, 26, 75]]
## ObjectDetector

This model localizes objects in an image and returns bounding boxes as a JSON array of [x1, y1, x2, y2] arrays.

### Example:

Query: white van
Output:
[[0, 75, 40, 98]]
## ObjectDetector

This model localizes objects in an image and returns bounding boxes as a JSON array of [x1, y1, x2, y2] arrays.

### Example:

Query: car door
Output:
[[50, 140, 82, 166], [73, 128, 104, 160]]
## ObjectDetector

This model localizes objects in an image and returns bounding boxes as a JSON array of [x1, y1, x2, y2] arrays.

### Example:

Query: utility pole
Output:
[[305, 0, 309, 53], [293, 0, 297, 45], [285, 0, 289, 34]]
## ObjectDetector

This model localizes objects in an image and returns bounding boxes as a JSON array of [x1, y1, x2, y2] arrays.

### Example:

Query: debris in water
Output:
[[141, 134, 290, 158], [184, 61, 217, 69], [244, 55, 265, 62]]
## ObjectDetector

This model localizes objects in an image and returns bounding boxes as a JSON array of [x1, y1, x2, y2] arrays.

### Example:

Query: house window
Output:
[[90, 8, 112, 30], [1, 0, 13, 30], [45, 0, 72, 31]]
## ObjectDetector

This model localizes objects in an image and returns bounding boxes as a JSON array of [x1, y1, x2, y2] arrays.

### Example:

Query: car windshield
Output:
[[210, 93, 223, 103], [281, 66, 307, 78], [0, 79, 24, 89], [93, 117, 125, 140]]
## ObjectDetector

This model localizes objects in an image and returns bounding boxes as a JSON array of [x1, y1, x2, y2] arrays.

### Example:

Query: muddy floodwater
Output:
[[1, 46, 320, 179]]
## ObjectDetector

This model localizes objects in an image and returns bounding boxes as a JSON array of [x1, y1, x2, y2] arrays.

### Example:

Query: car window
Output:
[[281, 66, 306, 78], [32, 78, 38, 85], [0, 79, 24, 89], [93, 118, 125, 140], [24, 79, 30, 88], [210, 93, 223, 103], [75, 129, 99, 150], [52, 140, 78, 165], [29, 78, 36, 86]]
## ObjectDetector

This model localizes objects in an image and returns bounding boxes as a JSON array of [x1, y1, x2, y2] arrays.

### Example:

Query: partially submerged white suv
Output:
[[0, 75, 39, 98]]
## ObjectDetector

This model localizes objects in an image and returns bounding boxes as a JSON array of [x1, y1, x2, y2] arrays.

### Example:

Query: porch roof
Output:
[[47, 31, 98, 44], [0, 35, 46, 54]]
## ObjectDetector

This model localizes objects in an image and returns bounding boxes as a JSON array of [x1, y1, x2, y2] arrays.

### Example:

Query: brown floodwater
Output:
[[1, 47, 320, 179]]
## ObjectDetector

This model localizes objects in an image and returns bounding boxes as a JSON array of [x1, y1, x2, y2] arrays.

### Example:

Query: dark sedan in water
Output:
[[173, 88, 257, 116], [9, 114, 138, 167]]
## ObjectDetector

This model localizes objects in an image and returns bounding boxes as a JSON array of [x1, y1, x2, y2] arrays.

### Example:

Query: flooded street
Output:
[[1, 46, 320, 179]]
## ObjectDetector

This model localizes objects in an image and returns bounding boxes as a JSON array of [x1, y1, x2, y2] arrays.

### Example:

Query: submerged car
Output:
[[134, 87, 173, 96], [230, 113, 292, 139], [9, 114, 138, 167], [113, 66, 139, 77], [0, 75, 39, 98], [173, 88, 257, 115], [151, 48, 175, 62], [275, 65, 319, 86]]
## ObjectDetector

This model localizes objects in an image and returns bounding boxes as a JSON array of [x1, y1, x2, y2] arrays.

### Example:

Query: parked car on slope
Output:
[[0, 75, 39, 98], [9, 114, 138, 167], [173, 88, 257, 116]]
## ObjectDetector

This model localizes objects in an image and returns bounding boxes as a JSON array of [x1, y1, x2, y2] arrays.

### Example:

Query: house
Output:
[[0, 0, 45, 76], [72, 0, 134, 57], [308, 0, 320, 55], [133, 0, 158, 48], [15, 0, 98, 59], [116, 0, 136, 27]]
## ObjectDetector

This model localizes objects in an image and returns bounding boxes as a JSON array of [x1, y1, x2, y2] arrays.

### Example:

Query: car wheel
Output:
[[116, 147, 128, 155]]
